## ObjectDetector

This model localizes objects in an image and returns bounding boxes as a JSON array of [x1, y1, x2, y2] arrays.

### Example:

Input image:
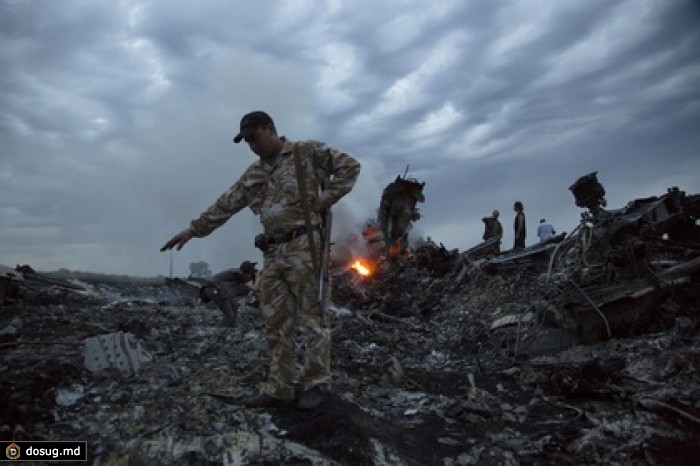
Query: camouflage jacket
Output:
[[482, 217, 503, 240], [188, 138, 360, 236]]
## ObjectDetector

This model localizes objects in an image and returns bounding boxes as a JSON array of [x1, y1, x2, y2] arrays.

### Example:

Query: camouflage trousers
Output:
[[258, 230, 331, 400]]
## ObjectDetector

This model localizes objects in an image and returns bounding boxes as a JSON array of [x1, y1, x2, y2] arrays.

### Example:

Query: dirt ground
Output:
[[1, 256, 699, 465]]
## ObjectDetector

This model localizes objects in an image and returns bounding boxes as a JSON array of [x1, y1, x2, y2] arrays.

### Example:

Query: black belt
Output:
[[265, 226, 317, 246]]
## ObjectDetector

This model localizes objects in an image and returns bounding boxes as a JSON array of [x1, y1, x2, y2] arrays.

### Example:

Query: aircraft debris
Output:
[[1, 175, 698, 464]]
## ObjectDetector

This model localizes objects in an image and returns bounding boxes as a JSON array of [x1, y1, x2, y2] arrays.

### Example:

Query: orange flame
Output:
[[351, 259, 372, 276]]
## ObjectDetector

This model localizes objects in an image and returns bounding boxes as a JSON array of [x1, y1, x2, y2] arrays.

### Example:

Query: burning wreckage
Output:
[[1, 172, 699, 465], [352, 170, 426, 265]]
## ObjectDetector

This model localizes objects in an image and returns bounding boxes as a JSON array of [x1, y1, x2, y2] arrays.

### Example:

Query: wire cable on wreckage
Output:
[[546, 222, 584, 286], [566, 278, 611, 339]]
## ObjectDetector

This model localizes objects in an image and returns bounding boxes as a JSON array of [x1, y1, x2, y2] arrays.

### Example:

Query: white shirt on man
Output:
[[537, 222, 556, 242]]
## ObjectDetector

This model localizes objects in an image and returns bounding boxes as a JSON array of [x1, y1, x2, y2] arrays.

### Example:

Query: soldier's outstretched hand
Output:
[[160, 229, 193, 251]]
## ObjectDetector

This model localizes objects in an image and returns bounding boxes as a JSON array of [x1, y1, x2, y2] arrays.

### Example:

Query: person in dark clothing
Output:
[[482, 209, 503, 253], [199, 260, 258, 327], [513, 201, 526, 249]]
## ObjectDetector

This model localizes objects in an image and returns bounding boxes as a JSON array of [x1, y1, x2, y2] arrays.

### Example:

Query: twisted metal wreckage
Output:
[[4, 170, 698, 359], [1, 171, 699, 464], [339, 170, 699, 356], [452, 172, 700, 356]]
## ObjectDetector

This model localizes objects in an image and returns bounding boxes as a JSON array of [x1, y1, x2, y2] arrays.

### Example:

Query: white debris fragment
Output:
[[83, 331, 153, 377], [55, 383, 85, 407]]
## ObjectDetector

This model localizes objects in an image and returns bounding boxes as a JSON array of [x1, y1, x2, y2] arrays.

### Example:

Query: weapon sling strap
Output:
[[292, 143, 320, 279]]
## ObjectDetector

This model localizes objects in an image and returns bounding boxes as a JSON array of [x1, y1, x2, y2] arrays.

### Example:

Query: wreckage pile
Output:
[[1, 178, 699, 465]]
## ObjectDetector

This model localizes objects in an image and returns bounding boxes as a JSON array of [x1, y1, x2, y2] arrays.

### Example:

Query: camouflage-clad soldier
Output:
[[482, 209, 503, 253], [161, 111, 360, 410]]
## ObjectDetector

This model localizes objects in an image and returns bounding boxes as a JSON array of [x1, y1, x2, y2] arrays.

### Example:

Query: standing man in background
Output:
[[161, 110, 361, 410], [482, 209, 503, 253], [513, 201, 526, 249]]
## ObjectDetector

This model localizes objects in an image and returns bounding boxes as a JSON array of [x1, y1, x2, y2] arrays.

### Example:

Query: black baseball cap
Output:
[[233, 111, 274, 143]]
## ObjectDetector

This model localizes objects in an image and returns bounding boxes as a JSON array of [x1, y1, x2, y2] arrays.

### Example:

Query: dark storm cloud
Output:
[[1, 0, 698, 275]]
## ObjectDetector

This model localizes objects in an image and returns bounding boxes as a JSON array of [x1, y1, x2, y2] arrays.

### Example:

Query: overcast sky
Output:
[[1, 0, 699, 277]]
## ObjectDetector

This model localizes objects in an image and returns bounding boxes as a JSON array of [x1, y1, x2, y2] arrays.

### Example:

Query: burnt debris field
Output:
[[2, 178, 699, 465]]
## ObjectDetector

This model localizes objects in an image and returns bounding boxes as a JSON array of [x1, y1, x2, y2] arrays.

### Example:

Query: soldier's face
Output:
[[245, 125, 276, 159]]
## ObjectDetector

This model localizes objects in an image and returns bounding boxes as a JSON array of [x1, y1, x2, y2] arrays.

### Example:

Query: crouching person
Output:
[[200, 260, 258, 327]]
